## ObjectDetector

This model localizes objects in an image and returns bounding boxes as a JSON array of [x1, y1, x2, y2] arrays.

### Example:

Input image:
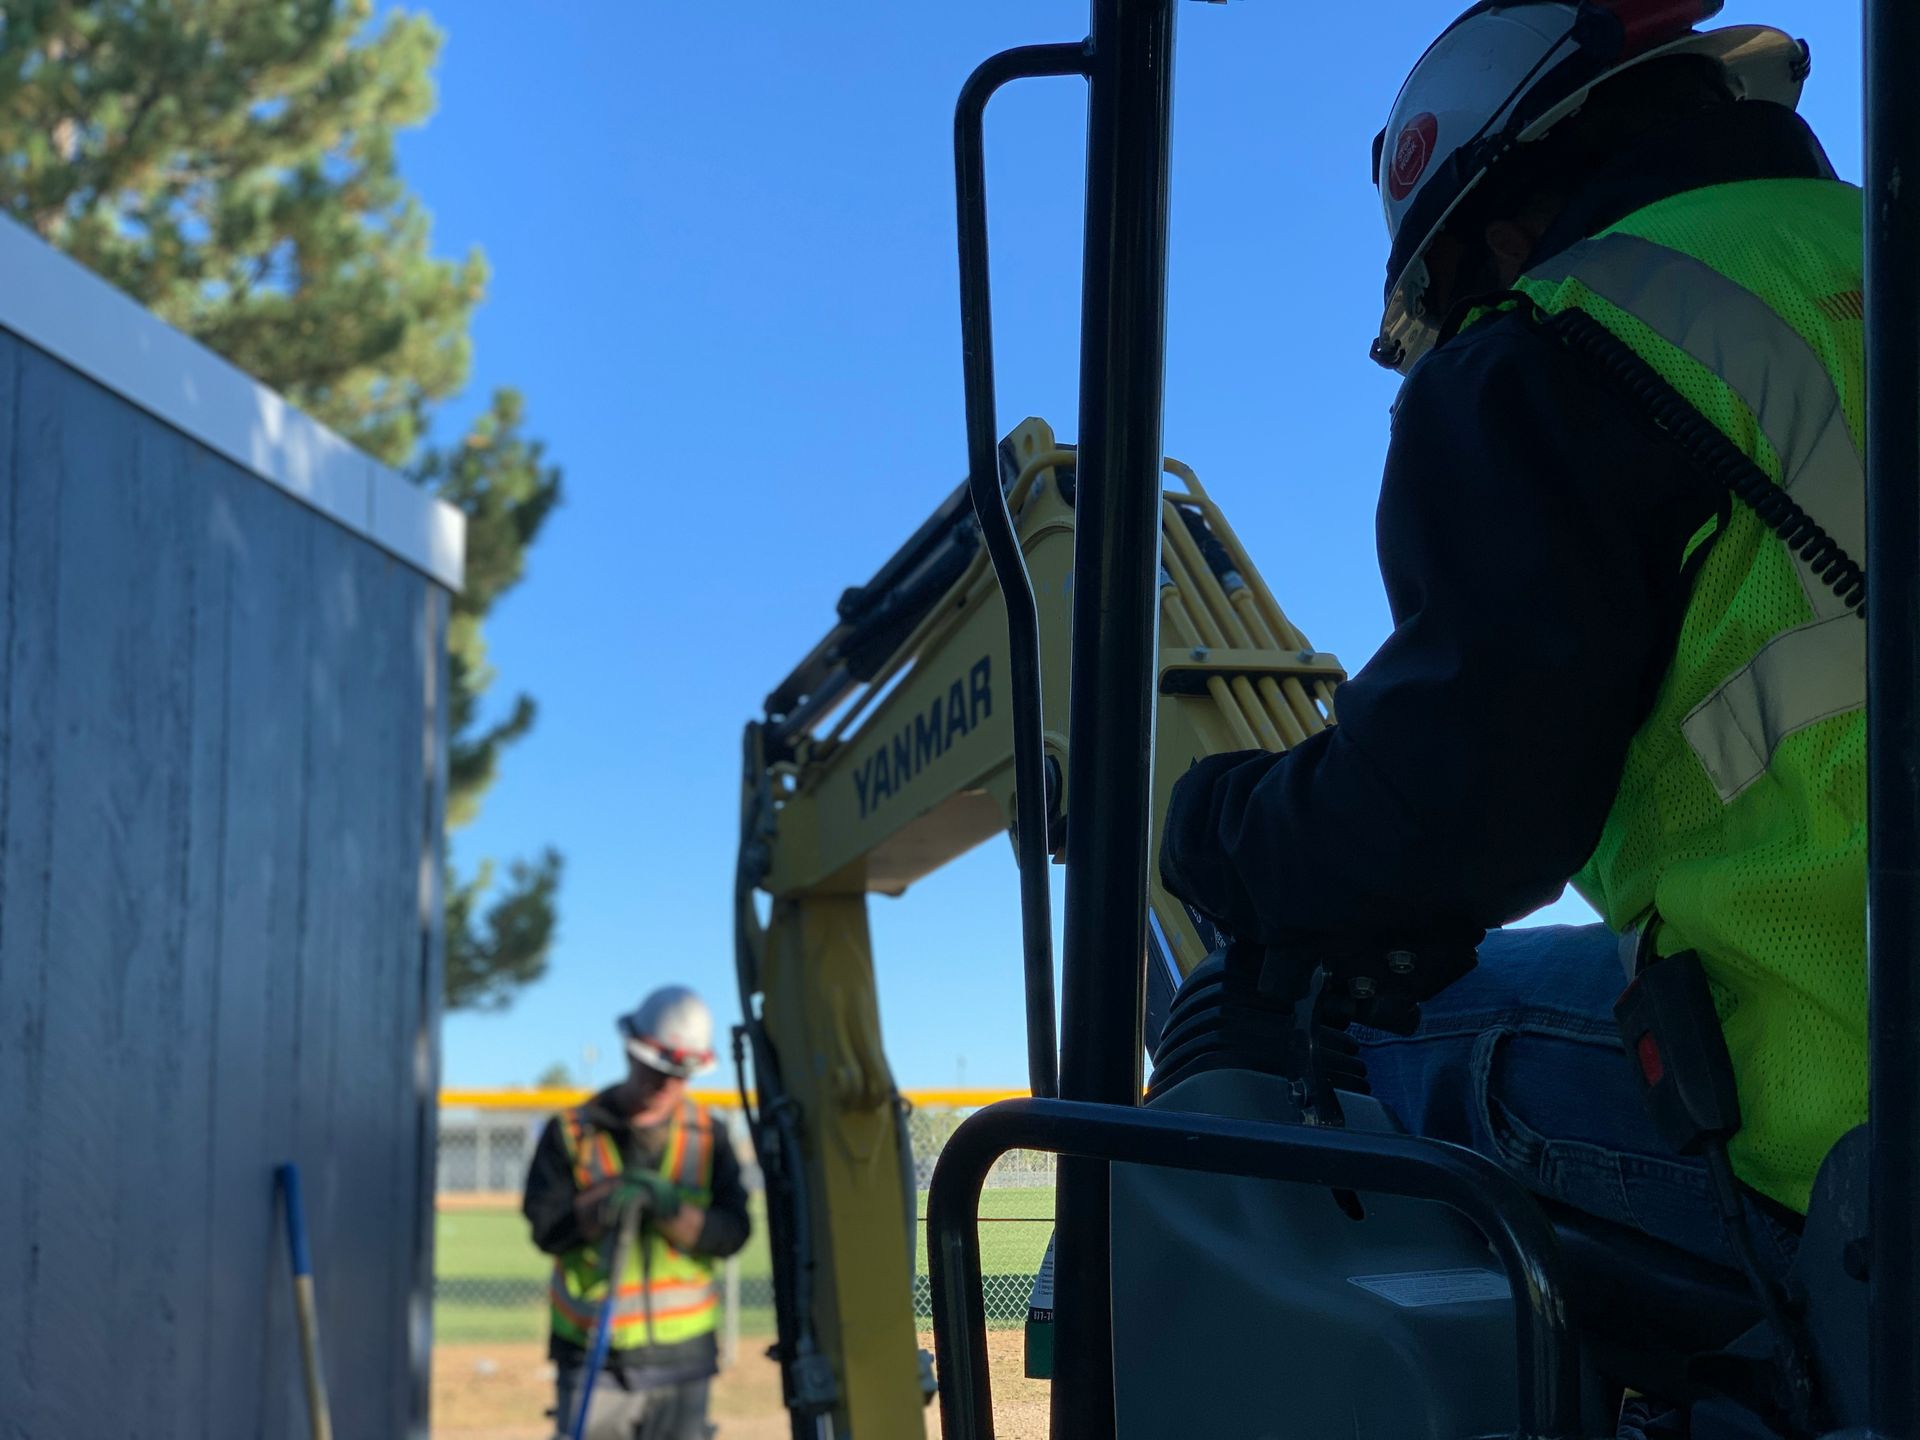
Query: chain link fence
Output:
[[434, 1092, 1051, 1350]]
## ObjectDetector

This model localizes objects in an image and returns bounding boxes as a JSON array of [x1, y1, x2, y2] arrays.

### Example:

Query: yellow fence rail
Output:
[[438, 1086, 1031, 1111]]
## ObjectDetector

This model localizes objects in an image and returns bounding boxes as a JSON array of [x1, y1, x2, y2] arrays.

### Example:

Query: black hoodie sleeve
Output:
[[523, 1117, 589, 1257], [1158, 310, 1722, 949]]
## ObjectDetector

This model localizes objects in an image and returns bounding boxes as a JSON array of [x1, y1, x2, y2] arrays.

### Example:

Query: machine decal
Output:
[[1347, 1269, 1511, 1310], [853, 655, 993, 819]]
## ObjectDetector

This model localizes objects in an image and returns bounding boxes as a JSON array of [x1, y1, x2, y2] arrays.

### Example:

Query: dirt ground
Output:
[[432, 1333, 1048, 1440], [943, 1328, 1049, 1439]]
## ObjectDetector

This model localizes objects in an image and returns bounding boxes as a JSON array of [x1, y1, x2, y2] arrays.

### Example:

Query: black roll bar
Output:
[[927, 1099, 1581, 1440], [955, 39, 1092, 1106], [1862, 0, 1920, 1434]]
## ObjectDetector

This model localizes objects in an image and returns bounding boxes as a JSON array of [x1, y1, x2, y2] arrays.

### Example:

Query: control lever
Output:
[[1147, 936, 1478, 1108]]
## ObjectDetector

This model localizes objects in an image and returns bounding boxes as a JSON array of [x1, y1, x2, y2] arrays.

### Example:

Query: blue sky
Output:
[[402, 2, 1864, 1092]]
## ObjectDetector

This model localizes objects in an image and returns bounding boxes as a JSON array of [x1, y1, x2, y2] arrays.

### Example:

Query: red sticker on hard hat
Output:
[[1387, 112, 1439, 202]]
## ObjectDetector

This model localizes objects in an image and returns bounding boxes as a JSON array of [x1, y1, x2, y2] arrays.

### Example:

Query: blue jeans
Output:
[[1353, 923, 1796, 1280]]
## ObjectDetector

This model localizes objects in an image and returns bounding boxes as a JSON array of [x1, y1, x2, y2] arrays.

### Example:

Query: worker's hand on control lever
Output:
[[1158, 749, 1280, 930], [1160, 750, 1486, 1032]]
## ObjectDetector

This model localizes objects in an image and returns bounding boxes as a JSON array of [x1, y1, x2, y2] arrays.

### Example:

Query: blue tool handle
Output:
[[276, 1161, 333, 1440], [277, 1162, 314, 1278], [570, 1210, 631, 1440]]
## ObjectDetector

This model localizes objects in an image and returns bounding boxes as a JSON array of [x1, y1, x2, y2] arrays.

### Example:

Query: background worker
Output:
[[1162, 1, 1861, 1289], [523, 986, 751, 1440]]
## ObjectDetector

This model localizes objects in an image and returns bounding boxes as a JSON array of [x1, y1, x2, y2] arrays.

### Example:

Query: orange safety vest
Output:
[[548, 1100, 719, 1350]]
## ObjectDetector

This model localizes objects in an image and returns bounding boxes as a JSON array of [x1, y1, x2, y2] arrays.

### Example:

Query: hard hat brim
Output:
[[1375, 25, 1808, 374], [624, 1034, 717, 1079]]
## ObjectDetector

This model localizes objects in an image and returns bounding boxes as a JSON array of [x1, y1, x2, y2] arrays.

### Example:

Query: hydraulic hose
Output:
[[734, 728, 833, 1425]]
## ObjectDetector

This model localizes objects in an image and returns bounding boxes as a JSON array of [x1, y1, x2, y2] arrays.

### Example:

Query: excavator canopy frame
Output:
[[739, 0, 1920, 1434]]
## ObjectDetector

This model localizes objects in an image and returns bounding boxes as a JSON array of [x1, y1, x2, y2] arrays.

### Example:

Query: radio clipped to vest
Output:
[[1615, 946, 1743, 1156]]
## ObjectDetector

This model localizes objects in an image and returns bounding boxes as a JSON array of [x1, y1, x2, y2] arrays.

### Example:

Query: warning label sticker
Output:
[[1347, 1268, 1511, 1309], [1027, 1233, 1056, 1320]]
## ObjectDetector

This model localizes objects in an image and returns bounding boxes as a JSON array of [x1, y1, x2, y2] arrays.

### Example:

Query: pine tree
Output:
[[0, 0, 562, 1009], [419, 390, 564, 1011]]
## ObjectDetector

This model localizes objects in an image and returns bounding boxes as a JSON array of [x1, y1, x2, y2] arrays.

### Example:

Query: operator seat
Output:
[[1547, 1126, 1869, 1436], [1139, 949, 1869, 1436], [1786, 1124, 1869, 1426], [1550, 1209, 1759, 1349], [1547, 1204, 1759, 1398]]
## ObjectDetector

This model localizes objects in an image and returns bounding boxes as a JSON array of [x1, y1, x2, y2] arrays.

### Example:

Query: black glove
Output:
[[576, 1169, 685, 1240], [601, 1169, 684, 1230], [1159, 749, 1279, 933]]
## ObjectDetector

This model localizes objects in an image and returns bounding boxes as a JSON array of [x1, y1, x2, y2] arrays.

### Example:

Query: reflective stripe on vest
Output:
[[1526, 231, 1865, 801], [659, 1104, 714, 1189], [560, 1111, 623, 1189], [547, 1274, 719, 1337]]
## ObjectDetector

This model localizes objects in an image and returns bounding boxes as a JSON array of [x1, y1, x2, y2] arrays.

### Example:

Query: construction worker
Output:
[[522, 986, 751, 1440], [1161, 1, 1859, 1289]]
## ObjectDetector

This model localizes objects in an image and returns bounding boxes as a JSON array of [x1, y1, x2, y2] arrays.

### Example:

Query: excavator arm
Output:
[[734, 416, 1342, 1437]]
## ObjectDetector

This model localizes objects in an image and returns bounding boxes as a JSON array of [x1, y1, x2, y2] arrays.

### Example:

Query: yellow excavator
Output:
[[733, 3, 1917, 1439], [734, 416, 1339, 1436]]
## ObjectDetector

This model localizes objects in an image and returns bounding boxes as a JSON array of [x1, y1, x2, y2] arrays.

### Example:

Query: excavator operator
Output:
[[1160, 0, 1863, 1314]]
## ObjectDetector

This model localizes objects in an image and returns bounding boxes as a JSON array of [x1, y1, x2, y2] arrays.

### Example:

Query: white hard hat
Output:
[[1373, 1, 1810, 373], [618, 986, 717, 1079]]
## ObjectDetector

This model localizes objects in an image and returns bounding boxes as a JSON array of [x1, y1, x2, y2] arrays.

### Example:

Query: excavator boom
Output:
[[735, 416, 1342, 1436]]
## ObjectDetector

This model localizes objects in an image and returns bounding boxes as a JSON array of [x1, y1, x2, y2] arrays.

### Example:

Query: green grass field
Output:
[[434, 1188, 1053, 1343], [914, 1187, 1053, 1275]]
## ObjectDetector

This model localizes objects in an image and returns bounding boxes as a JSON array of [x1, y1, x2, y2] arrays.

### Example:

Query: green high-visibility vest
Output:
[[549, 1100, 720, 1349], [1505, 177, 1867, 1213]]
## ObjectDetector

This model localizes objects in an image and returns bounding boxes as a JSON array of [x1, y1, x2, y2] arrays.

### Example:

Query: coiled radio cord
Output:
[[1476, 293, 1869, 616]]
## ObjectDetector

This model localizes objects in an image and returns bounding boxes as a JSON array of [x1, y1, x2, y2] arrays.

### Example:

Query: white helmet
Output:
[[618, 985, 717, 1079], [1373, 1, 1810, 373]]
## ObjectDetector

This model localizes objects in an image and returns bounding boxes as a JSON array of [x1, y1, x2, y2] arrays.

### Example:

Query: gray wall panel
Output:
[[35, 352, 133, 1440], [407, 591, 448, 1438], [160, 405, 231, 1440], [1, 335, 66, 1437], [0, 327, 444, 1437]]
